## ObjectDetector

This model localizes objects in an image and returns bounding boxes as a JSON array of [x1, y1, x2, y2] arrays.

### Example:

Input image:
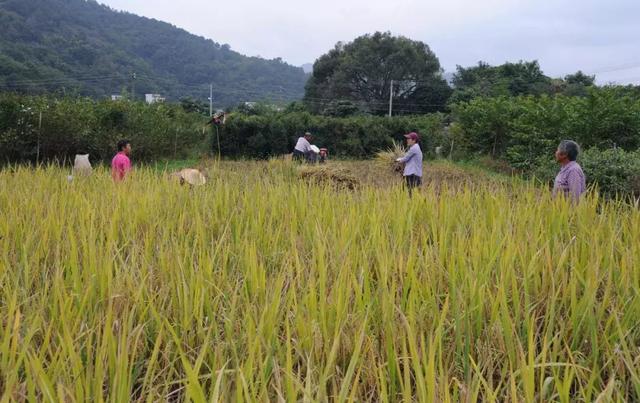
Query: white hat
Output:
[[174, 168, 206, 186], [73, 154, 92, 176]]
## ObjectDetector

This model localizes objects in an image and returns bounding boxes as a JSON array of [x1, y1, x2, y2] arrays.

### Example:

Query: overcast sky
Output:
[[100, 0, 640, 84]]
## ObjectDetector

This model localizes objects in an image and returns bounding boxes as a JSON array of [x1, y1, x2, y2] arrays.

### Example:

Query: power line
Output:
[[599, 76, 640, 84], [0, 83, 445, 109], [0, 75, 123, 88], [0, 71, 450, 109], [301, 96, 447, 108], [2, 73, 125, 85], [3, 70, 442, 100], [587, 61, 640, 75], [0, 72, 286, 94], [300, 100, 442, 113]]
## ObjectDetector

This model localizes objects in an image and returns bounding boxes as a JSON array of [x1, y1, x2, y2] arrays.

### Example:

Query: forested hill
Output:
[[0, 0, 307, 106]]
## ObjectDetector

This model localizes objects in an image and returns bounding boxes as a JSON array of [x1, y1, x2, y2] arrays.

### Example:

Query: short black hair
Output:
[[117, 139, 130, 152], [558, 140, 580, 161]]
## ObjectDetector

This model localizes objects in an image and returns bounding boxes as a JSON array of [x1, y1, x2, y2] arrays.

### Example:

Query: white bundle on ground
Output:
[[73, 154, 92, 176], [172, 168, 207, 186]]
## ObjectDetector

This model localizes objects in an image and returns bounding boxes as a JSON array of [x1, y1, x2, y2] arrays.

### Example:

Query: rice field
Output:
[[1, 160, 639, 402]]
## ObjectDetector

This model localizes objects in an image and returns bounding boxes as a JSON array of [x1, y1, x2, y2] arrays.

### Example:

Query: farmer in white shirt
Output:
[[395, 132, 423, 194], [293, 132, 313, 162]]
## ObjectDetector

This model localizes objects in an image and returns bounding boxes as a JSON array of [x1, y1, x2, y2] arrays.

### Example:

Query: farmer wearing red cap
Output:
[[395, 132, 423, 194]]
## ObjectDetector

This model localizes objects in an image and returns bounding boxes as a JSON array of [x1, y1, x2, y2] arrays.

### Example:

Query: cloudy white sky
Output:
[[100, 0, 640, 84]]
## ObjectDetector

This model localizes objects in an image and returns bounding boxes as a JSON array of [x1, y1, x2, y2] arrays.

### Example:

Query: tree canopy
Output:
[[450, 61, 597, 103], [304, 32, 451, 116]]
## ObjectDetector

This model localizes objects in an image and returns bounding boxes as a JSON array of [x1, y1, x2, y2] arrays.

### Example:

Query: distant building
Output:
[[145, 94, 166, 104], [111, 95, 123, 101]]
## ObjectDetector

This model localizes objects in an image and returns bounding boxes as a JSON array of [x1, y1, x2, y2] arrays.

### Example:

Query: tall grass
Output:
[[1, 162, 639, 401]]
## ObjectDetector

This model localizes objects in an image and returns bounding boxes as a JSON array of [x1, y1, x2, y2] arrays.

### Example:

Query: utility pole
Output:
[[388, 79, 394, 117], [36, 111, 42, 165], [131, 72, 136, 100], [208, 83, 219, 158], [209, 84, 213, 117], [174, 127, 179, 158]]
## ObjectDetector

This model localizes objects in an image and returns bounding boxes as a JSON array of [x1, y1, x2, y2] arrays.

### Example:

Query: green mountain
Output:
[[0, 0, 307, 106]]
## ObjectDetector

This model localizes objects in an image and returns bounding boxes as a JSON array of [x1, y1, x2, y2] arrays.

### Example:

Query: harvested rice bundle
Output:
[[375, 141, 406, 174], [298, 165, 360, 190], [171, 168, 207, 186]]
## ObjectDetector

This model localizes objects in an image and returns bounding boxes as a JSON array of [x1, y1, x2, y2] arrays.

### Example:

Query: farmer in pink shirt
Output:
[[111, 139, 132, 182]]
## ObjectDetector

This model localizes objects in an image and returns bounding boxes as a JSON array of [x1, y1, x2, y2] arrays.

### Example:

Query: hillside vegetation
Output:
[[0, 0, 307, 104]]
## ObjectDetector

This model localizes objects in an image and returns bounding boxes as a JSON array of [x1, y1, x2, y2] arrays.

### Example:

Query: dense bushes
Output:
[[0, 93, 206, 163], [451, 88, 640, 169], [451, 87, 640, 198], [453, 89, 640, 164], [220, 112, 446, 158], [1, 94, 448, 163], [532, 148, 640, 198]]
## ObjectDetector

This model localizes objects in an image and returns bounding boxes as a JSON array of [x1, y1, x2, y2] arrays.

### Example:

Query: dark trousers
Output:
[[292, 149, 305, 162], [404, 175, 422, 194], [293, 149, 317, 163]]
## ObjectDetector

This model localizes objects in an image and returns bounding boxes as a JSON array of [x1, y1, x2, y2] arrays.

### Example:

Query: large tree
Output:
[[304, 32, 451, 115]]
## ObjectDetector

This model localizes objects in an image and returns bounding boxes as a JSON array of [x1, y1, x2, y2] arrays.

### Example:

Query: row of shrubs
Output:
[[450, 88, 640, 198], [0, 93, 206, 163], [450, 88, 640, 168], [220, 112, 445, 158], [0, 93, 448, 162]]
